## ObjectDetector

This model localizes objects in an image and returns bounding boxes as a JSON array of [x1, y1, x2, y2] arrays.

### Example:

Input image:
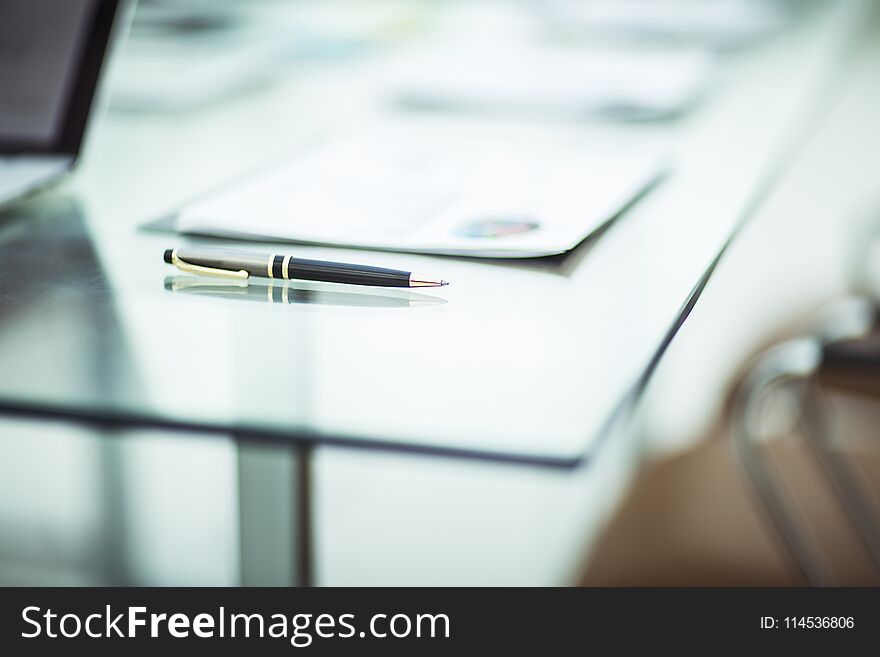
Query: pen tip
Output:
[[409, 274, 449, 288], [163, 249, 173, 264]]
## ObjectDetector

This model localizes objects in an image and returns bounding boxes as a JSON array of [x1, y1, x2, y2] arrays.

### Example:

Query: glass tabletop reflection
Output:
[[0, 195, 617, 467]]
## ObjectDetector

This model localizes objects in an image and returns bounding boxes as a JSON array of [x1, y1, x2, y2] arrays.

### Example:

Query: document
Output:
[[536, 0, 789, 49], [388, 45, 714, 121], [175, 124, 666, 258]]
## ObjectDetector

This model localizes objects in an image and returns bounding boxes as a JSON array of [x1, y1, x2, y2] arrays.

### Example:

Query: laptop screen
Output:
[[0, 0, 119, 156]]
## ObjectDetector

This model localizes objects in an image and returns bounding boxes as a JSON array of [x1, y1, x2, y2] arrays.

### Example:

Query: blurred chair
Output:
[[731, 298, 880, 585], [581, 209, 880, 586], [733, 207, 880, 585]]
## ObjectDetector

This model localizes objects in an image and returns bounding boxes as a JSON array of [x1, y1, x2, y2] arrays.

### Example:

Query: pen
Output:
[[164, 248, 448, 288]]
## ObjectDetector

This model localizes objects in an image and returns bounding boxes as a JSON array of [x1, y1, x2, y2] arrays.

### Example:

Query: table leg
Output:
[[237, 439, 313, 586], [97, 433, 131, 585]]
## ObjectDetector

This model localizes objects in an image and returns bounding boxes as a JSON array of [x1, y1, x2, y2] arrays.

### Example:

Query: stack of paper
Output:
[[175, 125, 666, 258]]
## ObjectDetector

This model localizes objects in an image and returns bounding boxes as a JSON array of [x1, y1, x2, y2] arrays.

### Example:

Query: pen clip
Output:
[[171, 249, 249, 280]]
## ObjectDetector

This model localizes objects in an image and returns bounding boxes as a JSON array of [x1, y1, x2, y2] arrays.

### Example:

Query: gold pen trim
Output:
[[171, 249, 249, 280], [267, 254, 277, 279], [282, 255, 292, 280]]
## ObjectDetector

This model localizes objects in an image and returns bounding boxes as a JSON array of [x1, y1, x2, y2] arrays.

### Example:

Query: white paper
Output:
[[176, 126, 667, 258]]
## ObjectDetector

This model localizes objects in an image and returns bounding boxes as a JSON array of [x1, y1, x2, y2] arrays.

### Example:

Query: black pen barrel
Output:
[[288, 258, 410, 287]]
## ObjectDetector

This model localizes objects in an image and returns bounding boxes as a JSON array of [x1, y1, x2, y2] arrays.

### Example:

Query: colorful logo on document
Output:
[[455, 217, 540, 238]]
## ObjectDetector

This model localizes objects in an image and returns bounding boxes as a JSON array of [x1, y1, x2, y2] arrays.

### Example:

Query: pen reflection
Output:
[[163, 276, 447, 308]]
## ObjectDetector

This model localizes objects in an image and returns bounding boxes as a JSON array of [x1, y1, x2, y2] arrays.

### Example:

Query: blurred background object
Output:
[[532, 0, 805, 50], [105, 0, 743, 118], [108, 0, 431, 112], [731, 299, 880, 586]]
